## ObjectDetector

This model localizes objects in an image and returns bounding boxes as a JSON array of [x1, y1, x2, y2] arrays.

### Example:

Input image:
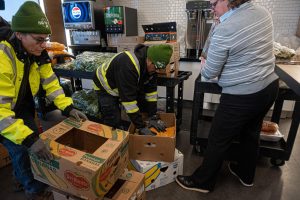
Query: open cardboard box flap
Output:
[[128, 113, 176, 162], [30, 118, 129, 199]]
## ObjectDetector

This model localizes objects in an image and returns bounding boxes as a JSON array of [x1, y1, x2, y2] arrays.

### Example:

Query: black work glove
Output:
[[29, 139, 53, 161], [148, 119, 166, 132], [139, 127, 157, 136], [69, 108, 88, 122]]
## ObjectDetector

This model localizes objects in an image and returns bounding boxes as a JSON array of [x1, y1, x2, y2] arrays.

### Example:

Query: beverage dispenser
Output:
[[61, 0, 106, 47], [186, 0, 213, 59]]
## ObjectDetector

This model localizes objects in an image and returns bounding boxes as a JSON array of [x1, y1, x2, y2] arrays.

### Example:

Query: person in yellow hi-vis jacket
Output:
[[93, 44, 173, 135], [0, 2, 87, 199]]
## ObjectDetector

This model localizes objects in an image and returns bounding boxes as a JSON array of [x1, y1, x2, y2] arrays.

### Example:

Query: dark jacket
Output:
[[0, 16, 12, 41], [93, 44, 157, 128]]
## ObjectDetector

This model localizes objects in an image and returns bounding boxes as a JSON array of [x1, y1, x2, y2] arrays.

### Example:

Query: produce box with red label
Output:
[[29, 118, 129, 200]]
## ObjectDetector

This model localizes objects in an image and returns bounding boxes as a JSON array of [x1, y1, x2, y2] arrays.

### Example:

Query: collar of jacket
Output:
[[8, 34, 51, 66], [134, 44, 148, 76], [9, 34, 30, 63]]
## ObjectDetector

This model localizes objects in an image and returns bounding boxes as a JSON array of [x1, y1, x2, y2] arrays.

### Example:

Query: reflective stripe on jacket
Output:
[[95, 51, 142, 114], [0, 41, 73, 144], [145, 91, 158, 102]]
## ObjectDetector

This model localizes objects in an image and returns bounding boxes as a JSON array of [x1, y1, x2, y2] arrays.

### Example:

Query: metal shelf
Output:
[[190, 73, 299, 166], [53, 69, 192, 128]]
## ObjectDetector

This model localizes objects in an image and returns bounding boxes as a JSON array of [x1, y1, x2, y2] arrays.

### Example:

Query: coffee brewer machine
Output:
[[186, 0, 212, 59]]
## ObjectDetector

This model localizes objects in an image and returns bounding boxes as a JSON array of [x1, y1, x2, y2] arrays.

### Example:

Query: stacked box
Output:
[[128, 112, 176, 162], [52, 170, 146, 200], [0, 144, 11, 168], [142, 22, 177, 43], [144, 32, 177, 42], [128, 149, 183, 191], [29, 118, 129, 200], [103, 170, 145, 200]]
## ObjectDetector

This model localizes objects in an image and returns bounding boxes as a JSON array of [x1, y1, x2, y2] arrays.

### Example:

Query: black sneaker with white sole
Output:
[[176, 175, 210, 193], [228, 163, 254, 187]]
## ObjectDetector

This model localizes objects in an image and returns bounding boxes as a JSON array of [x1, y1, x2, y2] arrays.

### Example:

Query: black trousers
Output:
[[192, 79, 279, 190], [97, 91, 121, 129]]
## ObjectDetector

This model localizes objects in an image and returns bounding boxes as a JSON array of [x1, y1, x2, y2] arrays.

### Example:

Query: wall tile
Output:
[[111, 0, 300, 56]]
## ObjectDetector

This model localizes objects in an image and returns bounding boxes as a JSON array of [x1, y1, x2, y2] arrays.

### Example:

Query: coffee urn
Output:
[[186, 0, 212, 59]]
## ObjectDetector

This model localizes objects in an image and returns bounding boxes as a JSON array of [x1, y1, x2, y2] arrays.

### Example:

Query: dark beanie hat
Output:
[[11, 1, 51, 34], [147, 44, 173, 69]]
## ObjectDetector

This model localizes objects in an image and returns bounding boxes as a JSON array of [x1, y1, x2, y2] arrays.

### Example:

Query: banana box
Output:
[[128, 112, 176, 162], [52, 170, 146, 200], [103, 170, 145, 200], [128, 149, 183, 191], [29, 118, 129, 200]]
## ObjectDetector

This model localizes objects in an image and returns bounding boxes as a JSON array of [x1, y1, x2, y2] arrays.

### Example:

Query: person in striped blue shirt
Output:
[[177, 0, 279, 193]]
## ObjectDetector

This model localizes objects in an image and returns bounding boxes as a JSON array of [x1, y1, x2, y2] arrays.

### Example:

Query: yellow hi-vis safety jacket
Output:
[[93, 46, 158, 128], [0, 41, 73, 145]]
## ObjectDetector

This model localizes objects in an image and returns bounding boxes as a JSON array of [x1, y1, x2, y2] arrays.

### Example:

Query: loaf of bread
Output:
[[261, 121, 279, 134]]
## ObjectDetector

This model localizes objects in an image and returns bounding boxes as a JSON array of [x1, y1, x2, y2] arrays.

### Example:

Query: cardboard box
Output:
[[156, 60, 179, 76], [103, 170, 145, 200], [142, 22, 177, 43], [128, 113, 176, 162], [52, 189, 78, 200], [52, 170, 146, 200], [0, 144, 11, 168], [145, 32, 177, 42], [30, 118, 129, 200], [128, 149, 183, 191]]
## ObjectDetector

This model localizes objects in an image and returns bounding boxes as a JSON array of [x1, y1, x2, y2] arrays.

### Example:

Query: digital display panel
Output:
[[62, 1, 95, 29]]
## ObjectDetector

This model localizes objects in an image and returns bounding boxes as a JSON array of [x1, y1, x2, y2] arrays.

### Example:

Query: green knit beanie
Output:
[[12, 1, 51, 34], [147, 44, 173, 69]]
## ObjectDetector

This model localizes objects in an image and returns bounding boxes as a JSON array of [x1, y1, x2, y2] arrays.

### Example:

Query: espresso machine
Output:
[[186, 0, 212, 59]]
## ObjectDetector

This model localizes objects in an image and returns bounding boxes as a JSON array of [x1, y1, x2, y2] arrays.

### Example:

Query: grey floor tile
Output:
[[0, 106, 299, 200]]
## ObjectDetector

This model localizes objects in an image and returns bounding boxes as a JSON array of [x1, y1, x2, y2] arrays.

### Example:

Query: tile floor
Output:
[[0, 105, 299, 200]]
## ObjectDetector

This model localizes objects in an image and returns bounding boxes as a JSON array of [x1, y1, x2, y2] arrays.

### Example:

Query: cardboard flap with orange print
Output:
[[29, 118, 129, 200]]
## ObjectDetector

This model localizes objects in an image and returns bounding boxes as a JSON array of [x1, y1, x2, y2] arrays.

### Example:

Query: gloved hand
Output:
[[149, 119, 166, 132], [139, 127, 157, 136], [29, 139, 53, 161], [69, 109, 88, 121]]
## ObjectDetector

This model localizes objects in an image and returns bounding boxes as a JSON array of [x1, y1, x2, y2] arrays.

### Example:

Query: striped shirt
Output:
[[201, 2, 278, 94]]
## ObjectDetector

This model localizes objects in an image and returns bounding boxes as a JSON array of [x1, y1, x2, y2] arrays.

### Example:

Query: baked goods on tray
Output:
[[261, 121, 279, 135]]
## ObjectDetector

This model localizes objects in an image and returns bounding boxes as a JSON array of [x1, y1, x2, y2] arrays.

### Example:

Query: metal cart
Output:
[[51, 69, 192, 128], [190, 66, 300, 166]]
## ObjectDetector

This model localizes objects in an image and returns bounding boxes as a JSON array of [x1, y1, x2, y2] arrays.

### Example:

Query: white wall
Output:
[[111, 0, 300, 57], [111, 0, 300, 101], [0, 0, 39, 22]]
